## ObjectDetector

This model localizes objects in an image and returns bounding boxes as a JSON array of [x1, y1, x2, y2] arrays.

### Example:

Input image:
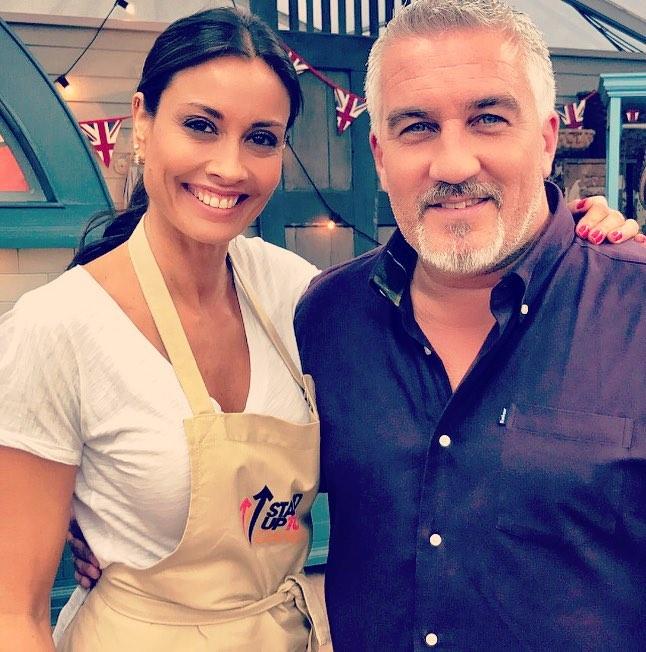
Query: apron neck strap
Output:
[[128, 218, 215, 417], [230, 258, 317, 414]]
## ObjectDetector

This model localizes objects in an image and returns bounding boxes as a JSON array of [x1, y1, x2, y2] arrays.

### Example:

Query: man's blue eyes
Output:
[[475, 114, 505, 125], [401, 114, 506, 134]]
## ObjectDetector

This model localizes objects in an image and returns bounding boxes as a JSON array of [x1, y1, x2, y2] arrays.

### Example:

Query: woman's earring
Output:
[[133, 143, 144, 166]]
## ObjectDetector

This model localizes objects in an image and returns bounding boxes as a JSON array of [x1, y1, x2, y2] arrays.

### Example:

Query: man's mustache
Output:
[[417, 181, 503, 214]]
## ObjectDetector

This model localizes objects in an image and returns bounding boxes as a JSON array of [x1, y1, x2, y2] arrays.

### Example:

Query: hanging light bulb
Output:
[[326, 218, 336, 230]]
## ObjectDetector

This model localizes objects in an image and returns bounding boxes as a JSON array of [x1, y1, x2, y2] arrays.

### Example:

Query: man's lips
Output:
[[426, 197, 490, 210]]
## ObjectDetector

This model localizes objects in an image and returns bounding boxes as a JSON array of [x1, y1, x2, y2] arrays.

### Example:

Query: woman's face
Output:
[[133, 55, 291, 247]]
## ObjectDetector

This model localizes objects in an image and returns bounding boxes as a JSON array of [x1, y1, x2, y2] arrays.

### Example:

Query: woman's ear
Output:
[[131, 92, 151, 159]]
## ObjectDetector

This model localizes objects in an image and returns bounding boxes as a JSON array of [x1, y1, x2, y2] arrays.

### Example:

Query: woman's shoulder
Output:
[[11, 266, 94, 322]]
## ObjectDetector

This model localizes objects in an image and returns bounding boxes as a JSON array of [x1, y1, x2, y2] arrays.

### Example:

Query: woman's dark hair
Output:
[[69, 7, 302, 267]]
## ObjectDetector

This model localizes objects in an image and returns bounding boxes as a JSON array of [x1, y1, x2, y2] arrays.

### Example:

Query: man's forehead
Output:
[[377, 31, 528, 116]]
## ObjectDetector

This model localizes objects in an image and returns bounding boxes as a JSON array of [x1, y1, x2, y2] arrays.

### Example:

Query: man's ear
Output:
[[541, 111, 560, 179], [369, 131, 389, 193], [131, 92, 152, 159]]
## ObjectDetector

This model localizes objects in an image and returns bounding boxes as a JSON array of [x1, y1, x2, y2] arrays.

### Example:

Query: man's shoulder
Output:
[[300, 246, 384, 306], [574, 238, 646, 267]]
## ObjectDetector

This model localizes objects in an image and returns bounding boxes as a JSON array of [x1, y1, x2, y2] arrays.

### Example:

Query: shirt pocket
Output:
[[496, 403, 633, 543]]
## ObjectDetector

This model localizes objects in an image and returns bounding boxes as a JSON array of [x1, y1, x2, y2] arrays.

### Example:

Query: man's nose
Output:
[[204, 140, 249, 183], [427, 126, 481, 185]]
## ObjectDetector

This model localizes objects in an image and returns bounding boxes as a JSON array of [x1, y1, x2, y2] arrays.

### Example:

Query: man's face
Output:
[[370, 28, 559, 276]]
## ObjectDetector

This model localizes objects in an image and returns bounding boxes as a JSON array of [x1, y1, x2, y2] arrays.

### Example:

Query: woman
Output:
[[0, 8, 326, 651], [0, 6, 635, 652]]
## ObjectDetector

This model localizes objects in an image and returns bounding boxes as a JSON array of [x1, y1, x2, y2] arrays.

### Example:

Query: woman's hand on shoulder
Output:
[[569, 196, 644, 245]]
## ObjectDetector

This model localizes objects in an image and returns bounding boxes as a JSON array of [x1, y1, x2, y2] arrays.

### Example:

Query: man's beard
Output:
[[410, 179, 544, 275]]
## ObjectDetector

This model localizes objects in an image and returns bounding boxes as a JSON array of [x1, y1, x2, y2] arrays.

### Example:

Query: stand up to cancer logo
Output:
[[240, 485, 307, 544]]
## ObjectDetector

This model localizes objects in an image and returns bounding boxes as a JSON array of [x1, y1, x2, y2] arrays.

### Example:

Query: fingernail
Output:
[[609, 231, 622, 242], [576, 224, 589, 238], [576, 199, 586, 210], [589, 229, 601, 241]]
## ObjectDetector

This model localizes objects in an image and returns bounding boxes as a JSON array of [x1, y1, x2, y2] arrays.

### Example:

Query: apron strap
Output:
[[128, 219, 214, 417], [95, 572, 331, 650], [230, 254, 317, 415]]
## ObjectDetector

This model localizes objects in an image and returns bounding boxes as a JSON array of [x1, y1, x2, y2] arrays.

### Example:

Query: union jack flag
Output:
[[286, 48, 310, 75], [625, 108, 640, 123], [334, 87, 368, 134], [557, 99, 587, 129], [78, 116, 126, 168]]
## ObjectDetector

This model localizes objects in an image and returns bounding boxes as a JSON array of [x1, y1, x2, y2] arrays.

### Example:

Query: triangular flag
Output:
[[625, 108, 640, 123], [78, 116, 126, 167], [557, 99, 587, 129], [334, 87, 368, 134], [286, 48, 311, 75]]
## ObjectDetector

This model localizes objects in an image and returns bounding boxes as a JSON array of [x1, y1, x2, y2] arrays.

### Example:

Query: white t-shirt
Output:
[[0, 234, 319, 570]]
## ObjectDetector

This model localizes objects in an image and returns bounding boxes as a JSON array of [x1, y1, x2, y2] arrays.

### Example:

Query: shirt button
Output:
[[520, 303, 529, 315], [423, 346, 432, 355], [429, 533, 442, 547], [438, 434, 451, 447], [425, 632, 439, 647]]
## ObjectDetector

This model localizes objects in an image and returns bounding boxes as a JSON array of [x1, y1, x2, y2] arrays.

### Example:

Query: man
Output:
[[295, 1, 645, 650]]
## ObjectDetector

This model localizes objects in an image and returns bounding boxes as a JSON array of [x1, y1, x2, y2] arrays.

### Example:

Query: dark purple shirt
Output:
[[295, 184, 646, 651]]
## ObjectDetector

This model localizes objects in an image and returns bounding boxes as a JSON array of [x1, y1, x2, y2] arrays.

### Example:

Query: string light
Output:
[[55, 0, 132, 89], [286, 140, 381, 247]]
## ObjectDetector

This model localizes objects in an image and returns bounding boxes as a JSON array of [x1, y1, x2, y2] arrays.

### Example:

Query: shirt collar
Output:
[[369, 181, 575, 311]]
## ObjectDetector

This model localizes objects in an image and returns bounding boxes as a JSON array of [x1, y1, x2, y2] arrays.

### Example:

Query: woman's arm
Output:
[[0, 446, 76, 652]]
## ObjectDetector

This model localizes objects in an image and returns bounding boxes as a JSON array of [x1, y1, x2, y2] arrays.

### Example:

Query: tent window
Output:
[[0, 115, 45, 202]]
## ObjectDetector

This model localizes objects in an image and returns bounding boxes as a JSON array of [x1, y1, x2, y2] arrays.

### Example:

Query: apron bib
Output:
[[57, 219, 329, 651]]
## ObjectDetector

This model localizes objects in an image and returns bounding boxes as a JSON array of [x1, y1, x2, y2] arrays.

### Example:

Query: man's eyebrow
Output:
[[469, 95, 520, 113], [386, 109, 432, 132], [182, 102, 285, 129]]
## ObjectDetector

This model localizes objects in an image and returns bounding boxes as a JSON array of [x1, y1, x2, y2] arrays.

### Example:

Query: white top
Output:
[[0, 234, 319, 569]]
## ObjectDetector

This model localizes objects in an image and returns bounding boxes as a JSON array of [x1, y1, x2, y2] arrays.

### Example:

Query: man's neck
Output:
[[410, 262, 501, 329]]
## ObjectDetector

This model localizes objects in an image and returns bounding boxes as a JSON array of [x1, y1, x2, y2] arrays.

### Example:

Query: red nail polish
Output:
[[577, 224, 589, 238], [576, 199, 586, 210], [609, 231, 621, 242], [589, 229, 601, 240], [593, 233, 604, 245]]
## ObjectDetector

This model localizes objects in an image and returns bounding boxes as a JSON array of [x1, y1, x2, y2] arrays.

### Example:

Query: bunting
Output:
[[626, 108, 640, 123], [286, 48, 311, 75], [282, 44, 367, 136], [557, 98, 587, 129], [334, 88, 368, 134], [78, 115, 128, 167]]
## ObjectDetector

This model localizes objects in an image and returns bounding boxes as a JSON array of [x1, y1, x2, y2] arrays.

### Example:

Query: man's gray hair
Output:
[[365, 0, 556, 129]]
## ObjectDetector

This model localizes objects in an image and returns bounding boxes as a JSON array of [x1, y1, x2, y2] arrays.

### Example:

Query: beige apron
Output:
[[57, 220, 329, 651]]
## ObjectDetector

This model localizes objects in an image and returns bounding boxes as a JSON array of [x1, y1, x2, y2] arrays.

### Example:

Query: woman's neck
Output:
[[143, 211, 233, 309]]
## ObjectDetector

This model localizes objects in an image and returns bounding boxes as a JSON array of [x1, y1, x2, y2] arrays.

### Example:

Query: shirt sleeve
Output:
[[0, 292, 83, 465]]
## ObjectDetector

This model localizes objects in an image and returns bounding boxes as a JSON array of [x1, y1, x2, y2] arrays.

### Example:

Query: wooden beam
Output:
[[561, 0, 646, 45]]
